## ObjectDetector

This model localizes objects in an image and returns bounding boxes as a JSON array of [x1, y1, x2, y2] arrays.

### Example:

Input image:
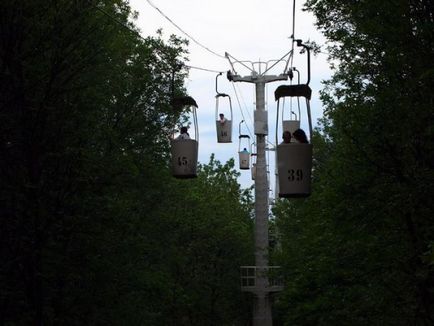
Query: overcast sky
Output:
[[129, 0, 332, 195]]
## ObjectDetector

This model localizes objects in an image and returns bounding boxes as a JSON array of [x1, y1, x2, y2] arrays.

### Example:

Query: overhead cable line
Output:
[[231, 83, 253, 139], [290, 0, 296, 70], [94, 4, 223, 74], [95, 5, 145, 41], [287, 0, 297, 121], [235, 83, 254, 128], [291, 0, 296, 41], [187, 65, 224, 73], [145, 0, 226, 59]]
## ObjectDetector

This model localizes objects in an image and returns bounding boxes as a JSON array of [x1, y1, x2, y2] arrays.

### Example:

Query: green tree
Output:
[[149, 156, 254, 326], [273, 0, 434, 325], [0, 0, 189, 324], [1, 3, 255, 324]]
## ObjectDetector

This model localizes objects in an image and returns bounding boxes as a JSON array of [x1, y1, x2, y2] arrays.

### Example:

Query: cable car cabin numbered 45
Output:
[[171, 139, 198, 178], [277, 143, 312, 197], [170, 96, 199, 179]]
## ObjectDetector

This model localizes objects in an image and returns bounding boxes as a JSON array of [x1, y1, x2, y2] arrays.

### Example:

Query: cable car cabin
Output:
[[216, 117, 232, 143], [250, 144, 257, 179], [238, 135, 251, 170], [277, 143, 312, 197], [215, 94, 233, 143], [275, 84, 313, 197], [282, 68, 303, 137], [251, 163, 256, 180], [171, 139, 198, 178], [170, 96, 199, 179], [251, 152, 257, 180], [238, 120, 251, 170], [215, 73, 233, 143], [239, 146, 250, 170]]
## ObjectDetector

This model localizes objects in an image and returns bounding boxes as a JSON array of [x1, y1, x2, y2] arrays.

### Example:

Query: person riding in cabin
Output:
[[281, 130, 292, 144], [293, 128, 308, 143], [176, 126, 190, 140]]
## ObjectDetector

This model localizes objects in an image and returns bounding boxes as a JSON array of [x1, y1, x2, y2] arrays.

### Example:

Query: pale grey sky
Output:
[[129, 0, 332, 194]]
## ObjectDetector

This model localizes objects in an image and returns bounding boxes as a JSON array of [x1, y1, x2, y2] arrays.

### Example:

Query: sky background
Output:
[[129, 0, 332, 196]]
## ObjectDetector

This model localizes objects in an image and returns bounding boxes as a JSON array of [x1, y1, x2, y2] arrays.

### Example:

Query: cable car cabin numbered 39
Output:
[[274, 82, 314, 198], [277, 143, 312, 197]]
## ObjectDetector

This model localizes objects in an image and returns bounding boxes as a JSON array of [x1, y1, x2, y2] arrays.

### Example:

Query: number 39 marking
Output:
[[287, 169, 303, 181]]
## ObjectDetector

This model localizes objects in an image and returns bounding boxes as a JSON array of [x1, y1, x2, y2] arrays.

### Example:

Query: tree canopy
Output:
[[0, 1, 253, 324], [273, 0, 434, 324], [2, 0, 433, 325]]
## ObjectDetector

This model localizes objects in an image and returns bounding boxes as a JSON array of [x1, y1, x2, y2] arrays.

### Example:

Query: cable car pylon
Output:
[[226, 51, 288, 326]]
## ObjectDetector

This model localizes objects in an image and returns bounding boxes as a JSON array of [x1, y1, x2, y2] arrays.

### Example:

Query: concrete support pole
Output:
[[254, 81, 269, 267], [253, 81, 271, 326], [229, 70, 287, 326]]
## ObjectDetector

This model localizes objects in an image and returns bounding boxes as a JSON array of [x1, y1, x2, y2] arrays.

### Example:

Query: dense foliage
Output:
[[3, 0, 433, 325], [0, 1, 253, 325], [273, 0, 434, 325]]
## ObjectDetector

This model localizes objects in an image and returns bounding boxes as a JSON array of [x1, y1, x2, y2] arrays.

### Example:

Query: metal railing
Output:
[[240, 266, 284, 292]]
